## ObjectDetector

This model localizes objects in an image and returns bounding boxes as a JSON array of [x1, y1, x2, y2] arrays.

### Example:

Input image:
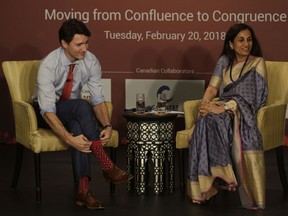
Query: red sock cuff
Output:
[[78, 176, 89, 193], [92, 140, 102, 148]]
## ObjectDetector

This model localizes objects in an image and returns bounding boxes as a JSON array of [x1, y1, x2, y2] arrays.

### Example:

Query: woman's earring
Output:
[[230, 45, 234, 50]]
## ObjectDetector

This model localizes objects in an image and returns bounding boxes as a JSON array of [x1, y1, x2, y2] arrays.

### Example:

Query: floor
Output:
[[1, 143, 288, 216]]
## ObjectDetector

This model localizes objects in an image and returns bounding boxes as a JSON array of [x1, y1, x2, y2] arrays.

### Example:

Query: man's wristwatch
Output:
[[103, 124, 112, 129], [224, 104, 229, 111]]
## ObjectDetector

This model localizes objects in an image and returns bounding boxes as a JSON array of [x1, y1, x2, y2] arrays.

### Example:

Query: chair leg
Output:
[[276, 146, 288, 194], [109, 147, 116, 194], [11, 143, 24, 190], [178, 149, 186, 198], [34, 153, 41, 202]]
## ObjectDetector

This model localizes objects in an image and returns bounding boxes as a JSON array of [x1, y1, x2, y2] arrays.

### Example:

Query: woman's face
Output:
[[230, 29, 253, 62]]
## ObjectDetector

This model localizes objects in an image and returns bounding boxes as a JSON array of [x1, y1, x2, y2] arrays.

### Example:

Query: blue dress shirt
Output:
[[32, 47, 105, 116]]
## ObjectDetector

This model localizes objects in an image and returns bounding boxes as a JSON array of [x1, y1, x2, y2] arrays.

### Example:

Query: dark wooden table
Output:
[[123, 112, 178, 194]]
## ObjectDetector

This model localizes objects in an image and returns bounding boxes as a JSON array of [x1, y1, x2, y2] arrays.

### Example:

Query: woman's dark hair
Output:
[[221, 23, 262, 66], [58, 19, 91, 44]]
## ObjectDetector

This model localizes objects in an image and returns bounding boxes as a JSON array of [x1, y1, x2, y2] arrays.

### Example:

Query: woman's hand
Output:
[[199, 100, 212, 116], [199, 100, 226, 116], [210, 103, 226, 114]]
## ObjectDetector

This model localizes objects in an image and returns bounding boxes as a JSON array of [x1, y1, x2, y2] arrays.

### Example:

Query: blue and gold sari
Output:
[[187, 56, 268, 209]]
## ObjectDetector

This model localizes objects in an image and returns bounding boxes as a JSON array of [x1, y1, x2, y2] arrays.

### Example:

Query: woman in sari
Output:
[[187, 23, 268, 210]]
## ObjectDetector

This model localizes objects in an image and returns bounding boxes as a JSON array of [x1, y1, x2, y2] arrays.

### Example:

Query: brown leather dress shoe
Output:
[[103, 165, 133, 184], [75, 191, 105, 210]]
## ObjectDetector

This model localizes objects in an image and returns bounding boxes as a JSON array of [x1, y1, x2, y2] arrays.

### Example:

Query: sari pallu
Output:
[[187, 59, 268, 209]]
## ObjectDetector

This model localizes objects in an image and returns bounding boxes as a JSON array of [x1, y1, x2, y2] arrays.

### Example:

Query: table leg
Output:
[[127, 142, 135, 192], [136, 145, 148, 194], [152, 145, 164, 194], [167, 142, 174, 193]]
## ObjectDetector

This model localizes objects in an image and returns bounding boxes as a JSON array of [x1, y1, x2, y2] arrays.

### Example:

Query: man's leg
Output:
[[67, 119, 104, 210], [56, 99, 132, 184], [33, 100, 103, 209], [56, 100, 106, 209], [57, 100, 112, 172]]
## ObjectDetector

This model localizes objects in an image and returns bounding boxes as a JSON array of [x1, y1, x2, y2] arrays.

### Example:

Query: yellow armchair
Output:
[[176, 61, 288, 197], [2, 60, 119, 201]]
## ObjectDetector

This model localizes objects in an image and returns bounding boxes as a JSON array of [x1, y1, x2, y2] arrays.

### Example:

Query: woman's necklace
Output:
[[229, 55, 249, 82]]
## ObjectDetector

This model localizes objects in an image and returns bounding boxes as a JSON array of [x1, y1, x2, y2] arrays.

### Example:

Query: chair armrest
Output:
[[177, 98, 221, 149], [257, 102, 287, 151], [183, 99, 201, 129], [105, 101, 113, 121], [175, 99, 201, 149], [13, 100, 38, 141], [103, 101, 119, 148]]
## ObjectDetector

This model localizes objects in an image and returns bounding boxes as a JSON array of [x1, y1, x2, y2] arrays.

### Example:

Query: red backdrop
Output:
[[1, 0, 287, 143]]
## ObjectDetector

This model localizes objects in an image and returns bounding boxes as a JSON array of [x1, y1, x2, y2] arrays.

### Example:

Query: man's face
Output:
[[62, 34, 89, 62]]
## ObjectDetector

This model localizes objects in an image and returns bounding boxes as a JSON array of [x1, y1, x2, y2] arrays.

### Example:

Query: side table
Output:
[[123, 112, 178, 194]]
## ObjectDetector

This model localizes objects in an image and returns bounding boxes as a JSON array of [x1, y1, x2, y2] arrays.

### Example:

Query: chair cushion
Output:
[[28, 128, 118, 153], [29, 129, 69, 153]]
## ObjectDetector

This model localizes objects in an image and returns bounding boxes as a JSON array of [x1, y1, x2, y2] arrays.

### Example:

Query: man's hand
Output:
[[67, 134, 92, 153], [100, 127, 112, 145]]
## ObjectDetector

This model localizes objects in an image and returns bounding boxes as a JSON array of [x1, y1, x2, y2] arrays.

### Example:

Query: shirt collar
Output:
[[60, 47, 80, 67]]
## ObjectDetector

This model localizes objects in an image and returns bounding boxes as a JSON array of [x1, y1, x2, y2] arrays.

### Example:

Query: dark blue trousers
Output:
[[33, 99, 100, 182]]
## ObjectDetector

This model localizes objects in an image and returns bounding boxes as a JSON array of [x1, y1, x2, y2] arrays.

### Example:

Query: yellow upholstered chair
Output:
[[2, 60, 119, 202], [176, 61, 288, 197]]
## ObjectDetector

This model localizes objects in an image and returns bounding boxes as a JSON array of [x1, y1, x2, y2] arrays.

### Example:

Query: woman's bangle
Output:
[[201, 98, 210, 106], [201, 98, 210, 102]]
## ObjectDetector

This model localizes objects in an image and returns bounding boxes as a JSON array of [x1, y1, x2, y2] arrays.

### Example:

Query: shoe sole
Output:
[[76, 201, 105, 210], [107, 175, 134, 184]]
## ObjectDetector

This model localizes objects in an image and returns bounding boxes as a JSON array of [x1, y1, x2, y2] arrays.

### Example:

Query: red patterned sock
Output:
[[91, 140, 113, 171], [78, 176, 89, 193]]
